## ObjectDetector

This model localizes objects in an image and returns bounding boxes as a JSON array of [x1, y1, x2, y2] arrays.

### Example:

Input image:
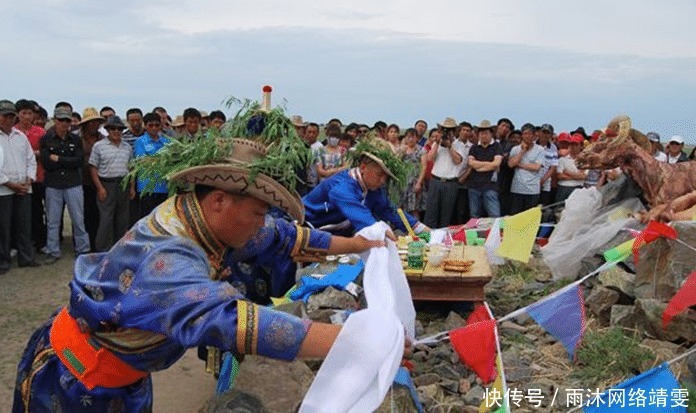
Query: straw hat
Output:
[[361, 152, 396, 180], [474, 119, 494, 130], [290, 115, 307, 127], [437, 117, 458, 129], [172, 115, 185, 127], [80, 107, 105, 124], [169, 139, 305, 223]]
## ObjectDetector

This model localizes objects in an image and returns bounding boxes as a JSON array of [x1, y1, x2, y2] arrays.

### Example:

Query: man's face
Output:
[[54, 118, 71, 136], [667, 142, 683, 156], [539, 130, 552, 144], [386, 127, 399, 141], [106, 127, 123, 142], [458, 126, 472, 141], [145, 120, 162, 137], [215, 194, 269, 248], [293, 125, 305, 138], [478, 129, 493, 145], [17, 109, 34, 127], [0, 113, 16, 133], [305, 126, 319, 143], [521, 129, 535, 145], [71, 116, 81, 128], [211, 118, 225, 131], [185, 117, 200, 135], [82, 119, 101, 135], [360, 162, 389, 190], [100, 110, 115, 120], [496, 122, 511, 139], [415, 121, 427, 137], [127, 113, 144, 134]]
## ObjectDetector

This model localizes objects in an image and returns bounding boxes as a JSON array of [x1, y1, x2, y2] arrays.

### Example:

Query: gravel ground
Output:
[[0, 242, 215, 412]]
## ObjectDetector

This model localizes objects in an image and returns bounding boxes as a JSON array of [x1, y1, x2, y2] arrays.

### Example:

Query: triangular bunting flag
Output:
[[485, 218, 504, 265], [583, 363, 686, 412], [449, 319, 498, 384], [632, 221, 678, 264], [663, 270, 696, 328], [467, 303, 491, 325], [526, 283, 586, 360], [479, 355, 508, 413], [496, 207, 541, 263]]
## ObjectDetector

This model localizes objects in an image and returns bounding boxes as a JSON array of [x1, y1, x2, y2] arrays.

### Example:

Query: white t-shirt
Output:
[[510, 144, 544, 195], [557, 155, 585, 187], [431, 139, 466, 179], [653, 151, 667, 162]]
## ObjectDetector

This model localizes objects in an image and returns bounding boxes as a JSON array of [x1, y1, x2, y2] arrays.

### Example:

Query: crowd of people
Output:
[[1, 98, 694, 277], [3, 96, 694, 412]]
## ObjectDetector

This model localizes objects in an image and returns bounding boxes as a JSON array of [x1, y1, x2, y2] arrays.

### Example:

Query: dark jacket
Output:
[[40, 129, 84, 189]]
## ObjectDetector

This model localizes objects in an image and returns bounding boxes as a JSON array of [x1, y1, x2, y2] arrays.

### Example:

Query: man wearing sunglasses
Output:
[[40, 107, 91, 264], [133, 112, 170, 217]]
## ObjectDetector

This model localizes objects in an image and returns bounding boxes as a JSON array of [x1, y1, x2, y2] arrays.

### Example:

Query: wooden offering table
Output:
[[404, 244, 493, 301]]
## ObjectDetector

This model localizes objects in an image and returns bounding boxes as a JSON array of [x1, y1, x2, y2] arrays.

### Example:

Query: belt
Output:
[[432, 175, 458, 183], [99, 176, 125, 183], [49, 307, 149, 390]]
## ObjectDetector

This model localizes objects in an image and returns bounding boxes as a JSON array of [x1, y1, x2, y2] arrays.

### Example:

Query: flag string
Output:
[[413, 261, 617, 346], [564, 346, 696, 413]]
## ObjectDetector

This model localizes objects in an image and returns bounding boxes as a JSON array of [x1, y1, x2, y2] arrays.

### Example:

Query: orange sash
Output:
[[49, 307, 149, 390]]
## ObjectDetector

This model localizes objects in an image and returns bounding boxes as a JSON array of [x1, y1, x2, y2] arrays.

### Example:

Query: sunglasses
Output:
[[146, 123, 162, 128], [106, 127, 123, 131], [55, 118, 72, 123]]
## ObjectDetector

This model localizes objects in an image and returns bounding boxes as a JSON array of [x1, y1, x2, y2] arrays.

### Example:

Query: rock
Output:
[[521, 281, 546, 294], [202, 356, 314, 413], [462, 384, 485, 406], [412, 351, 428, 362], [433, 363, 463, 381], [201, 390, 267, 413], [585, 285, 620, 326], [374, 385, 419, 413], [610, 305, 636, 329], [636, 221, 696, 300], [304, 309, 335, 324], [443, 311, 467, 331], [458, 378, 471, 394], [440, 379, 460, 394], [502, 353, 533, 383], [413, 373, 440, 387], [272, 301, 308, 318], [415, 319, 425, 336], [417, 383, 442, 400], [641, 339, 693, 378], [306, 287, 358, 312], [634, 299, 696, 342], [598, 266, 636, 299], [688, 344, 696, 381], [499, 320, 528, 334]]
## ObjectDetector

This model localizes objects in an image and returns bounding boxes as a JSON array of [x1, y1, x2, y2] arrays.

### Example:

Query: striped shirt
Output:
[[88, 138, 132, 178]]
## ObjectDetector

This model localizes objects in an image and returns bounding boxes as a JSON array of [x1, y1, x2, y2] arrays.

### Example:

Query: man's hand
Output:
[[97, 187, 107, 202], [129, 186, 136, 200], [49, 154, 59, 162], [352, 234, 386, 251], [385, 229, 397, 242]]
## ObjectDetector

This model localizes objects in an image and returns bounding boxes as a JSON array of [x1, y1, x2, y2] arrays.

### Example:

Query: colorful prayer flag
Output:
[[496, 207, 541, 263], [479, 355, 509, 413], [449, 319, 498, 384], [632, 221, 678, 263], [663, 270, 696, 328], [603, 238, 635, 263], [485, 218, 504, 265], [526, 283, 586, 360], [583, 363, 686, 412], [467, 303, 492, 325]]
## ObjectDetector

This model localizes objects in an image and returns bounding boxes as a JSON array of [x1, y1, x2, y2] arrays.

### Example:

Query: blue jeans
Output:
[[468, 188, 501, 218], [45, 186, 91, 257]]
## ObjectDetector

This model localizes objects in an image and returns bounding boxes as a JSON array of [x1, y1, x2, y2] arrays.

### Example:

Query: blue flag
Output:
[[526, 283, 585, 360], [290, 261, 364, 302], [583, 363, 687, 412]]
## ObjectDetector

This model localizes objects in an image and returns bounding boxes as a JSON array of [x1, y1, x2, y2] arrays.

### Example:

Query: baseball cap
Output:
[[557, 132, 571, 142], [540, 123, 554, 133], [54, 107, 73, 120], [0, 100, 17, 116], [646, 132, 660, 143], [569, 133, 585, 144], [668, 135, 684, 145]]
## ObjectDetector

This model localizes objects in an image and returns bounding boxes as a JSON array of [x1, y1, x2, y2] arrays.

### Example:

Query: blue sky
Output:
[[3, 0, 696, 142]]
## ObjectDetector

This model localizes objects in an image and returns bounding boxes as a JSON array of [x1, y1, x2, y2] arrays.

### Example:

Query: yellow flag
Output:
[[496, 206, 541, 263], [270, 296, 291, 307], [479, 355, 507, 413]]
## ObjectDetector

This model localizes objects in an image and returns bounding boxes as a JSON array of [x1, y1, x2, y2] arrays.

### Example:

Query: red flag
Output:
[[449, 319, 498, 384], [632, 221, 678, 264], [662, 270, 696, 328], [466, 303, 491, 325], [452, 228, 466, 242]]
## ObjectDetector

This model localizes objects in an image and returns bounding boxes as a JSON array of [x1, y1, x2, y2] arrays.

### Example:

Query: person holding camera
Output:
[[423, 117, 466, 228]]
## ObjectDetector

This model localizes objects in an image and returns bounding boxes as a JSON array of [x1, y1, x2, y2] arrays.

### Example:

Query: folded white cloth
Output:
[[299, 221, 415, 413]]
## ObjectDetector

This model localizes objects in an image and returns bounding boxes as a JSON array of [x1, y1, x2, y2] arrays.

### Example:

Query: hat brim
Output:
[[80, 115, 105, 125], [169, 164, 305, 224], [362, 152, 396, 180], [0, 110, 17, 116], [437, 123, 458, 129]]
